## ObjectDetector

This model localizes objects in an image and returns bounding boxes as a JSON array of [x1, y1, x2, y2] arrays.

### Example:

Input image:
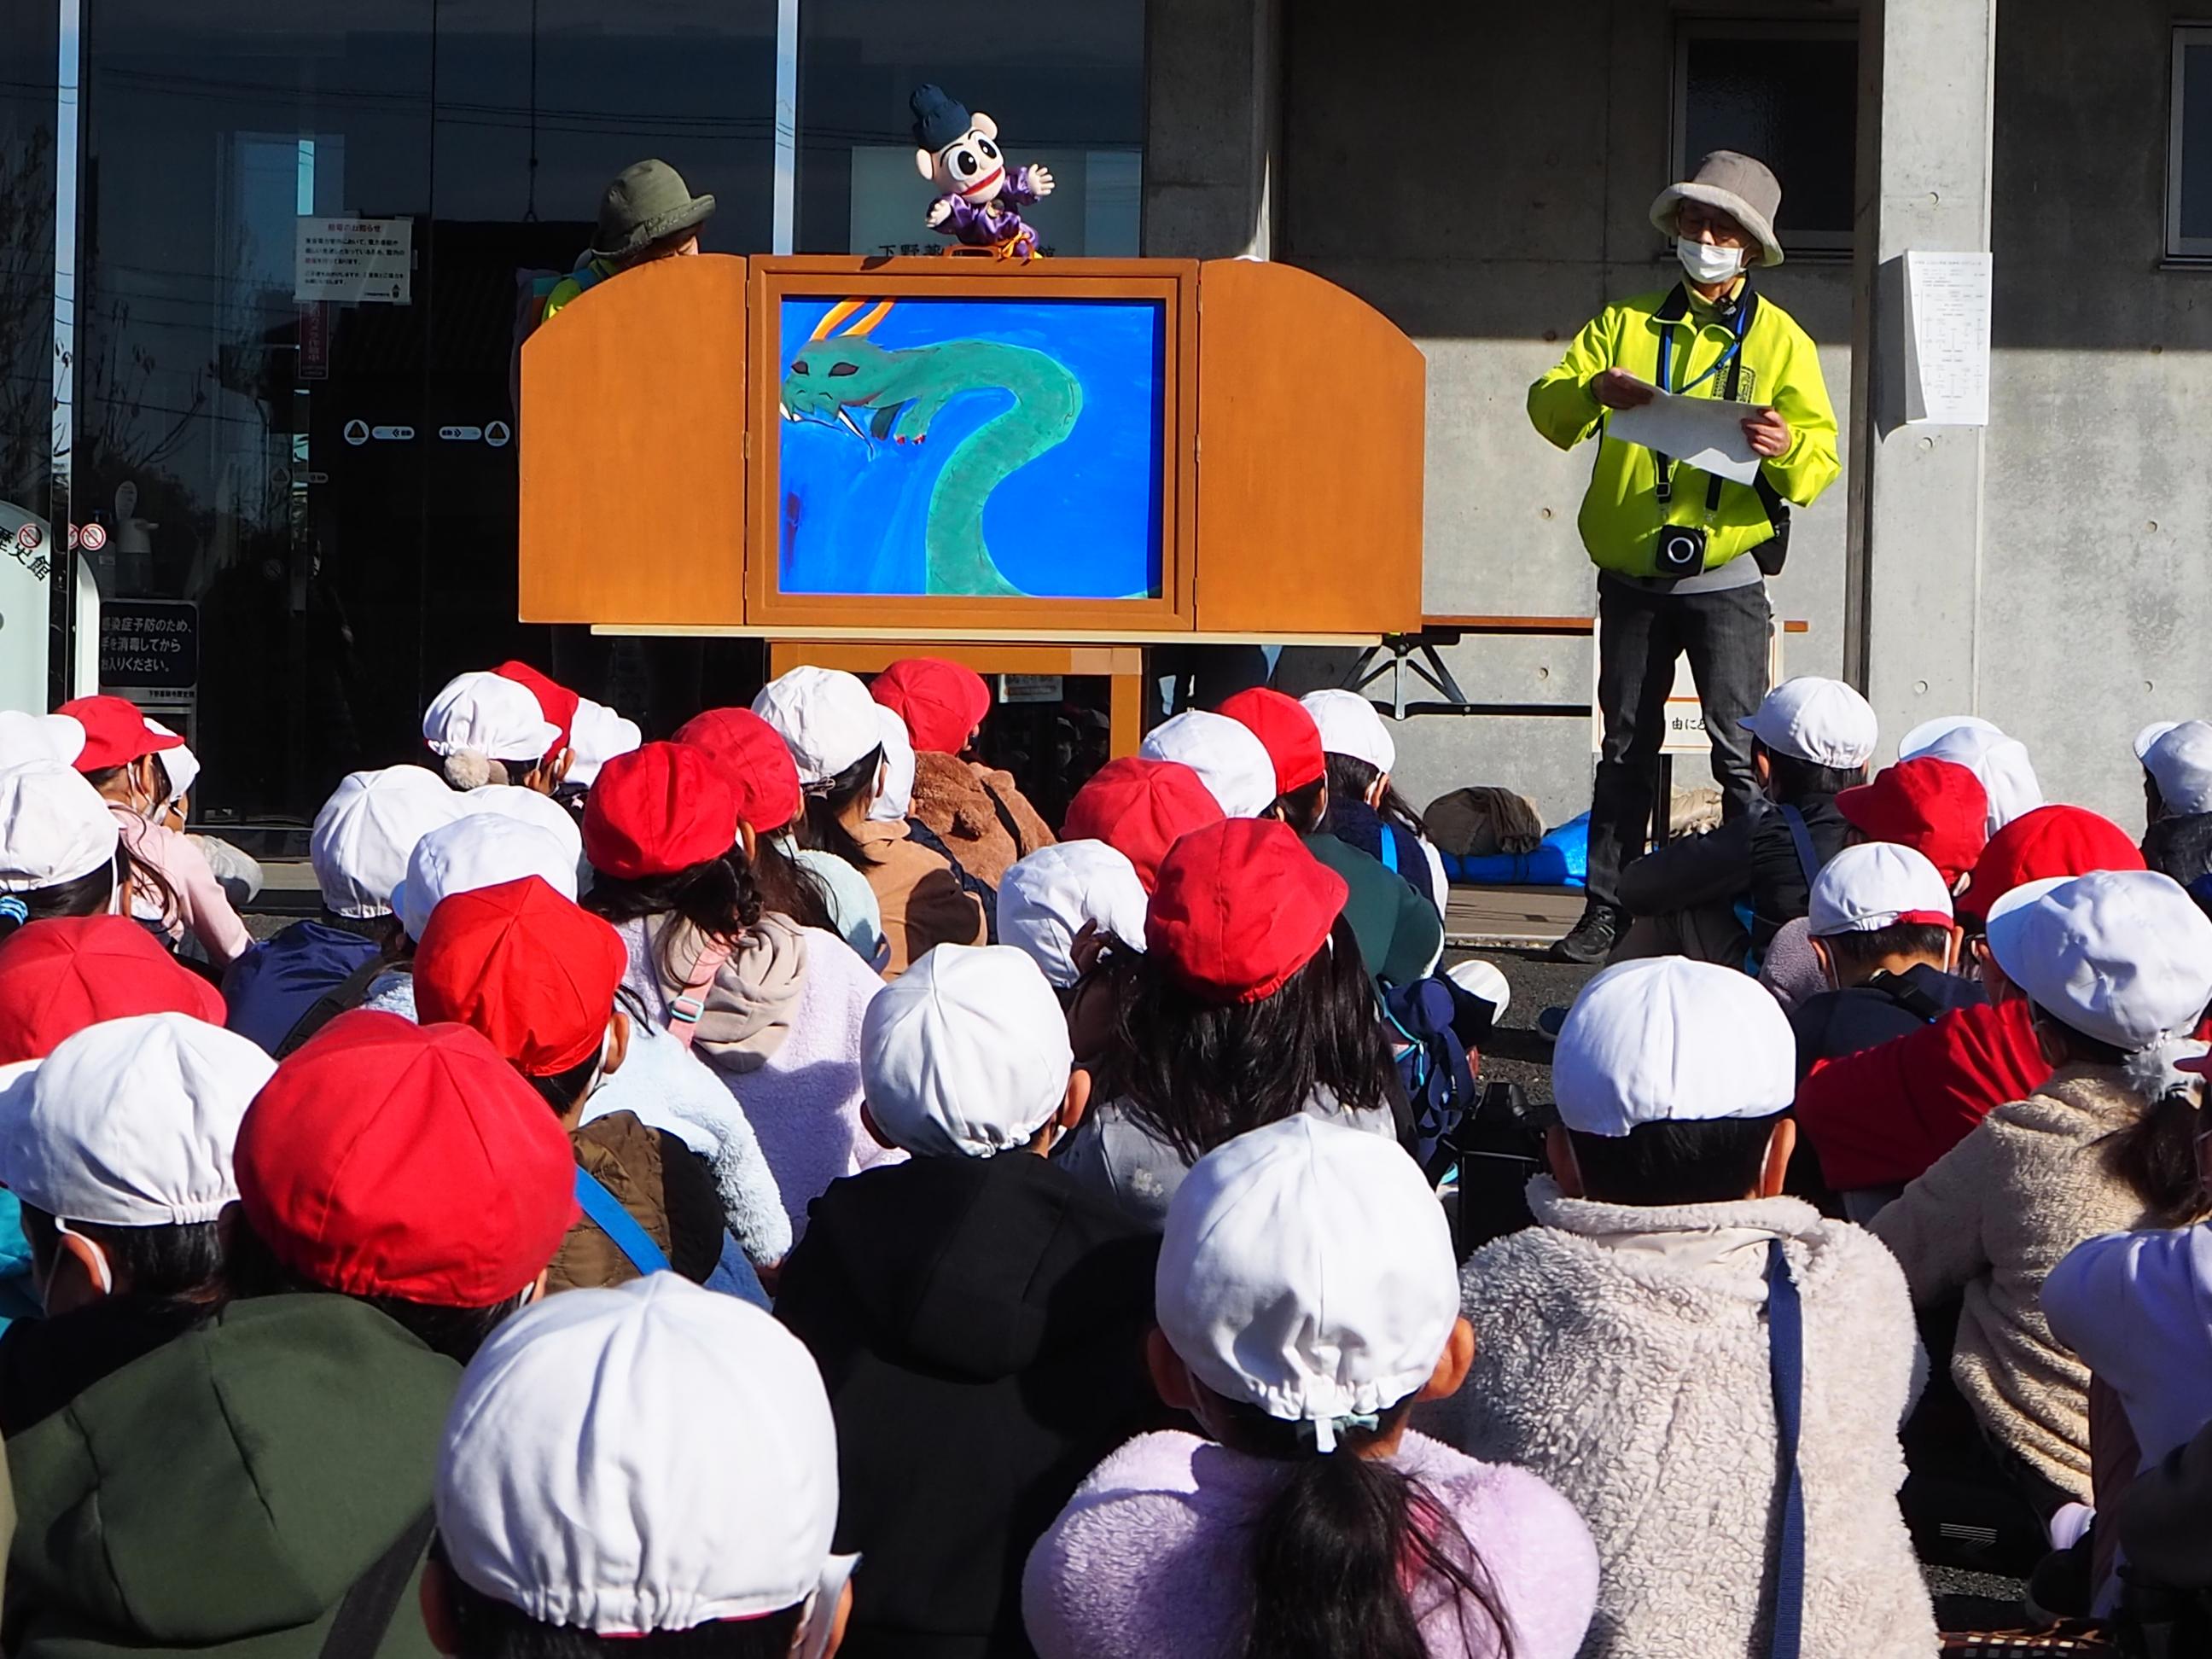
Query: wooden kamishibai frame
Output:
[[519, 252, 1424, 711]]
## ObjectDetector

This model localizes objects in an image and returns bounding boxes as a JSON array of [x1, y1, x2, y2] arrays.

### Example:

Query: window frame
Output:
[[1670, 15, 1859, 259], [2168, 26, 2212, 259]]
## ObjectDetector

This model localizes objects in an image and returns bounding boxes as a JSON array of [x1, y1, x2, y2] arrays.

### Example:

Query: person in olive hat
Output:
[[539, 159, 717, 324]]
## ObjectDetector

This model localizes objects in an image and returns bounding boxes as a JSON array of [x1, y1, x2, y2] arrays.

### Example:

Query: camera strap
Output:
[[1651, 282, 1755, 509]]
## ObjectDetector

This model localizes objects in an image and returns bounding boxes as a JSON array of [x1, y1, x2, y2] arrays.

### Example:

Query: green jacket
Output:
[[1305, 831, 1442, 989], [4, 1295, 459, 1659], [1528, 283, 1839, 579]]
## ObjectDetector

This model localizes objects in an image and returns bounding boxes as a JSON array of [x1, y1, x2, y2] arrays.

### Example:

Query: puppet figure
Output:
[[911, 84, 1054, 259]]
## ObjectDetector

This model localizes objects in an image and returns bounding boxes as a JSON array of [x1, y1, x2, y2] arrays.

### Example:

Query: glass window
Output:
[[1675, 22, 1857, 254], [2170, 29, 2212, 257], [1, 0, 60, 713], [796, 0, 1144, 256]]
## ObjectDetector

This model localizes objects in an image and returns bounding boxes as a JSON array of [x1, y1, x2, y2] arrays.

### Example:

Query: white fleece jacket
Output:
[[1428, 1180, 1936, 1659]]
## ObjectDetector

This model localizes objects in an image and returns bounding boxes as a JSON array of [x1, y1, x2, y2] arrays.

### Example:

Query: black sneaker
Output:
[[1549, 900, 1625, 964]]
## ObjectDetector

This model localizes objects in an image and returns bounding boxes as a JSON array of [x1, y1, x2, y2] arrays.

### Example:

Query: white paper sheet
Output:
[[1606, 386, 1763, 486], [1902, 250, 1992, 427]]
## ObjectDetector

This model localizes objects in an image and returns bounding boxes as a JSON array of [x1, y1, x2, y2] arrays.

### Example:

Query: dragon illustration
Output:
[[779, 298, 1082, 597]]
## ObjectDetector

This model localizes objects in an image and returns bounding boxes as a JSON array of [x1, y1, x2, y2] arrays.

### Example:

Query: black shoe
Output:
[[1534, 1005, 1569, 1044], [1549, 901, 1625, 964]]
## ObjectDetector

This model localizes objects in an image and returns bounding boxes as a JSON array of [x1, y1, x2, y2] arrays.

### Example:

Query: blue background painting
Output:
[[777, 295, 1166, 599]]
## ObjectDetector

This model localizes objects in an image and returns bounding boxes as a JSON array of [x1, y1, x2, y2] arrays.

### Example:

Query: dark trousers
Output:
[[1585, 578, 1771, 910]]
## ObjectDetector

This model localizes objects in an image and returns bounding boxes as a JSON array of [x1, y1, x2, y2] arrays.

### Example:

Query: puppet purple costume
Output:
[[911, 83, 1056, 259]]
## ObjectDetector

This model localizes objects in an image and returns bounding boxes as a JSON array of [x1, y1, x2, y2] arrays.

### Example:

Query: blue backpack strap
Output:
[[1776, 804, 1822, 888], [1379, 827, 1400, 875], [1764, 1238, 1807, 1659], [571, 1166, 671, 1277]]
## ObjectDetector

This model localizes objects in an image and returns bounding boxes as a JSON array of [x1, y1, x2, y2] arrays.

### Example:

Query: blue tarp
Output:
[[1442, 812, 1589, 890]]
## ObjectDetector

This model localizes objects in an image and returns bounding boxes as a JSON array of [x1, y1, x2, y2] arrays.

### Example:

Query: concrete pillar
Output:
[[1842, 0, 1998, 735], [1140, 0, 1279, 258]]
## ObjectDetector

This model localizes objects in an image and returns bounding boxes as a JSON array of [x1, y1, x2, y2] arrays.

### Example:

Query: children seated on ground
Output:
[[225, 765, 464, 1056], [1429, 956, 1936, 1659], [1302, 687, 1452, 917], [998, 839, 1151, 1062], [1789, 842, 1978, 1079], [582, 741, 892, 1246], [0, 1014, 269, 1434], [1138, 709, 1277, 819], [755, 666, 987, 975], [1871, 870, 2212, 1519], [0, 915, 224, 1063], [1615, 676, 1877, 967], [422, 668, 570, 792], [57, 696, 252, 969], [1058, 755, 1224, 891], [1222, 687, 1443, 987], [1900, 713, 2046, 835], [1023, 1114, 1598, 1659], [1057, 818, 1406, 1228], [3, 1011, 574, 1659], [872, 655, 1056, 887], [413, 873, 782, 1299], [777, 945, 1161, 1659], [425, 1277, 854, 1659], [1790, 803, 2146, 1206]]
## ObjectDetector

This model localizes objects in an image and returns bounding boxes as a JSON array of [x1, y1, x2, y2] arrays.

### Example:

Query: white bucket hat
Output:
[[1649, 149, 1784, 267], [2142, 721, 2212, 818], [2136, 721, 2186, 764], [1807, 842, 1955, 938], [752, 667, 882, 787], [437, 1275, 852, 1641], [1986, 870, 2212, 1052], [1138, 711, 1277, 819], [998, 840, 1150, 988], [1738, 677, 1878, 771], [0, 1011, 274, 1225], [860, 944, 1074, 1158], [309, 767, 468, 920], [1555, 957, 1795, 1138], [869, 704, 916, 824], [0, 760, 120, 894], [394, 812, 579, 942], [1900, 719, 2044, 835], [1155, 1115, 1458, 1451], [1300, 690, 1394, 775], [422, 672, 562, 766]]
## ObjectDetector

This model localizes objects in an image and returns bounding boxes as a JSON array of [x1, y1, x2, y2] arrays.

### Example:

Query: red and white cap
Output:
[[1554, 957, 1794, 1138], [0, 1011, 273, 1225], [310, 767, 468, 920], [1156, 1115, 1458, 1451], [1138, 711, 1278, 819], [0, 711, 85, 772], [1301, 690, 1395, 775], [1901, 719, 2044, 835], [998, 840, 1150, 987], [861, 944, 1073, 1157], [0, 760, 120, 894], [565, 699, 643, 789], [437, 1276, 849, 1636], [54, 696, 185, 774], [1986, 870, 2212, 1051], [1736, 678, 1878, 770], [396, 812, 579, 942], [422, 672, 563, 766], [2142, 720, 2212, 818], [752, 667, 883, 787], [1807, 842, 1955, 938], [144, 719, 199, 808]]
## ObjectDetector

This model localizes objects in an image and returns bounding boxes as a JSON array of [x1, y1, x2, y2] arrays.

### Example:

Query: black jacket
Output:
[[1620, 793, 1851, 950], [1788, 965, 1985, 1078], [0, 1294, 207, 1438], [775, 1151, 1166, 1659]]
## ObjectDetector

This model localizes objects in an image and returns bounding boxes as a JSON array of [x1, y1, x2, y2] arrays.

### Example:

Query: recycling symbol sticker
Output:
[[343, 419, 370, 446]]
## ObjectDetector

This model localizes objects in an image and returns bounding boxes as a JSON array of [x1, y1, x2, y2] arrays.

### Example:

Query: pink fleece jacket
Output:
[[1022, 1429, 1597, 1659], [110, 806, 253, 966]]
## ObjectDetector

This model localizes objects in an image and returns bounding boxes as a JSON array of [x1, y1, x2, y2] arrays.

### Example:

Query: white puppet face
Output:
[[913, 111, 1006, 201]]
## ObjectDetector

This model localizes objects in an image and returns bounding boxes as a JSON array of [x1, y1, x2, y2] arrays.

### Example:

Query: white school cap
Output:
[[752, 667, 882, 786], [869, 704, 916, 824], [309, 766, 467, 919], [1139, 711, 1278, 819], [1985, 869, 2212, 1052], [394, 813, 579, 942], [0, 760, 120, 894], [0, 1012, 273, 1225], [998, 841, 1150, 988], [1554, 957, 1795, 1137], [1447, 958, 1511, 1022], [422, 672, 562, 765], [2143, 721, 2212, 818], [1901, 719, 2044, 834], [0, 711, 86, 771], [1807, 842, 1955, 938], [143, 719, 200, 809], [1300, 690, 1395, 775], [437, 1275, 851, 1638], [1156, 1115, 1457, 1451], [1737, 677, 1878, 770], [2137, 722, 2186, 763], [565, 699, 643, 789], [860, 945, 1073, 1157], [454, 783, 585, 865], [1984, 874, 2071, 930]]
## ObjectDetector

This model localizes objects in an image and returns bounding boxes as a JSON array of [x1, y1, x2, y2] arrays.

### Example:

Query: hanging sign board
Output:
[[295, 217, 413, 304]]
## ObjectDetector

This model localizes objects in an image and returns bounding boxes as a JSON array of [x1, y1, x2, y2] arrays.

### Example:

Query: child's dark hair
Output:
[[436, 1551, 805, 1659], [797, 747, 886, 875], [223, 1208, 528, 1363], [2032, 999, 2212, 1230], [1755, 741, 1863, 804], [1272, 777, 1329, 834], [586, 853, 765, 991], [1097, 915, 1396, 1164], [1565, 1117, 1781, 1208], [0, 847, 128, 941], [1211, 1392, 1511, 1659], [1819, 920, 1954, 981], [19, 1205, 224, 1301], [748, 834, 837, 934], [521, 987, 649, 1118], [1324, 753, 1432, 843]]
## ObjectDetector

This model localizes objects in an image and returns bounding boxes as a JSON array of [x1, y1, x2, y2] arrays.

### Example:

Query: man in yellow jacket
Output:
[[1531, 151, 1839, 963]]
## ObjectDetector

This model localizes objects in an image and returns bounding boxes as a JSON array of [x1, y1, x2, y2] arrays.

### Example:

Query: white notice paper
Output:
[[1606, 385, 1763, 486], [1902, 250, 1991, 427], [295, 217, 413, 304]]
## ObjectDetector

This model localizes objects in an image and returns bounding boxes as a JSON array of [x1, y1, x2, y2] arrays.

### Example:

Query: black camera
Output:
[[1654, 523, 1708, 578]]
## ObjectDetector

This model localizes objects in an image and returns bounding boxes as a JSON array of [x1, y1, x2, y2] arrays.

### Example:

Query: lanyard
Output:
[[1652, 289, 1755, 507], [1656, 323, 1743, 397]]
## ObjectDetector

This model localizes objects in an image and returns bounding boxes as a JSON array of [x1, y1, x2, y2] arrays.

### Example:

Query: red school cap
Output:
[[1062, 757, 1225, 893], [1955, 804, 2146, 923], [1217, 686, 1326, 798], [583, 742, 739, 882], [414, 875, 627, 1077], [0, 915, 226, 1064], [672, 707, 803, 835], [1145, 818, 1348, 1004], [492, 661, 582, 759], [870, 658, 992, 755], [54, 696, 186, 774], [1835, 758, 1989, 887]]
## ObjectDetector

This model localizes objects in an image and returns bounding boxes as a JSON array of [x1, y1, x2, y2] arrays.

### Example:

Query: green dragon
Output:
[[780, 299, 1083, 597]]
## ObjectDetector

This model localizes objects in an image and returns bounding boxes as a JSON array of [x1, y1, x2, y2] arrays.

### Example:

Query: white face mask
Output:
[[1677, 236, 1746, 285]]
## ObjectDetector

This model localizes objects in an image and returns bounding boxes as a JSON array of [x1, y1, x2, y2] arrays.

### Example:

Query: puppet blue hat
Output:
[[910, 84, 972, 154]]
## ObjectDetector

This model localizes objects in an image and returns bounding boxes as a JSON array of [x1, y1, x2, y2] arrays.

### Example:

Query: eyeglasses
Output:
[[1678, 205, 1749, 247]]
